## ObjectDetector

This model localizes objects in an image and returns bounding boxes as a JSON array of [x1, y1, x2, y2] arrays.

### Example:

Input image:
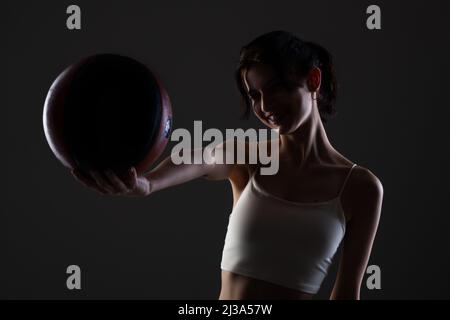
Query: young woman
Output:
[[72, 30, 383, 300]]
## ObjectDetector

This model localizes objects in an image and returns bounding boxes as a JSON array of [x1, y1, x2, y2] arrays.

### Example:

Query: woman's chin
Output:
[[263, 120, 288, 134], [273, 121, 289, 134], [271, 124, 287, 135]]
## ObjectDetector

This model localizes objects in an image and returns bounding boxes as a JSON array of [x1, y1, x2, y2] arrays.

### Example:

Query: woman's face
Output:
[[242, 63, 316, 135]]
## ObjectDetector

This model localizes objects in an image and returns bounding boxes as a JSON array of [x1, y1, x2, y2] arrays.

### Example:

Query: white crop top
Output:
[[220, 164, 357, 294]]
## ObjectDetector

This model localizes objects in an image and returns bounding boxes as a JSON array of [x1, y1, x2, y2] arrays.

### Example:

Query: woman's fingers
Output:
[[121, 167, 138, 190], [71, 169, 92, 188], [71, 167, 145, 196], [130, 167, 139, 188], [118, 167, 150, 196], [104, 169, 130, 193], [72, 169, 109, 195], [89, 170, 115, 194]]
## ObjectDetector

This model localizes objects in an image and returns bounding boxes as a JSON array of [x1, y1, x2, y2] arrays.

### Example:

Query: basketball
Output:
[[43, 54, 173, 175]]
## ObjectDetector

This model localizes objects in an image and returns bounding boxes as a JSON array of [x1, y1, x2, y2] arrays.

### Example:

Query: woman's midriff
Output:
[[219, 270, 314, 300]]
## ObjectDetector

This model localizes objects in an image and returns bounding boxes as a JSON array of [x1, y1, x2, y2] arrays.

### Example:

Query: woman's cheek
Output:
[[295, 94, 311, 119]]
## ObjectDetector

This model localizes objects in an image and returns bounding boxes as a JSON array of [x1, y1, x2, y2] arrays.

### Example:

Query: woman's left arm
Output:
[[330, 167, 384, 300]]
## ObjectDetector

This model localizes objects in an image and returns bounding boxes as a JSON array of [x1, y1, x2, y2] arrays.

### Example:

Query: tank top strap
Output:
[[337, 163, 357, 197]]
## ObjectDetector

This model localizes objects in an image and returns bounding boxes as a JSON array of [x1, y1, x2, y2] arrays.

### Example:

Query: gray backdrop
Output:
[[3, 0, 450, 299]]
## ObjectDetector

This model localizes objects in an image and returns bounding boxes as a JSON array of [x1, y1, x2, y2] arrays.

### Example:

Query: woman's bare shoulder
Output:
[[341, 164, 384, 221], [218, 139, 276, 186], [350, 165, 383, 191]]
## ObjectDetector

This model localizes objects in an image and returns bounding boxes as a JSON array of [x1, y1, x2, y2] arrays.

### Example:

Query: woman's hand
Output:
[[71, 167, 151, 196]]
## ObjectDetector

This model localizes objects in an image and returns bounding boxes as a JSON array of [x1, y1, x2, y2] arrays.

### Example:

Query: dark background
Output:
[[3, 0, 450, 299]]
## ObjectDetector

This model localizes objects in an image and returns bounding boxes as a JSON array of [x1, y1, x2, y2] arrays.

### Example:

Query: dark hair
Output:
[[235, 30, 338, 124]]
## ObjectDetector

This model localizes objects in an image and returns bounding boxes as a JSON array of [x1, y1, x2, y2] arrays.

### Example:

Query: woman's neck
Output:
[[279, 106, 335, 171]]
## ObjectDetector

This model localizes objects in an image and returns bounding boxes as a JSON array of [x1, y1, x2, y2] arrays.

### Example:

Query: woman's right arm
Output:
[[71, 142, 237, 196], [143, 146, 234, 193]]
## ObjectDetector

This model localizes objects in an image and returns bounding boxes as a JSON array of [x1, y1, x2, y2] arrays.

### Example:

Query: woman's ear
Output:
[[306, 66, 321, 92]]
